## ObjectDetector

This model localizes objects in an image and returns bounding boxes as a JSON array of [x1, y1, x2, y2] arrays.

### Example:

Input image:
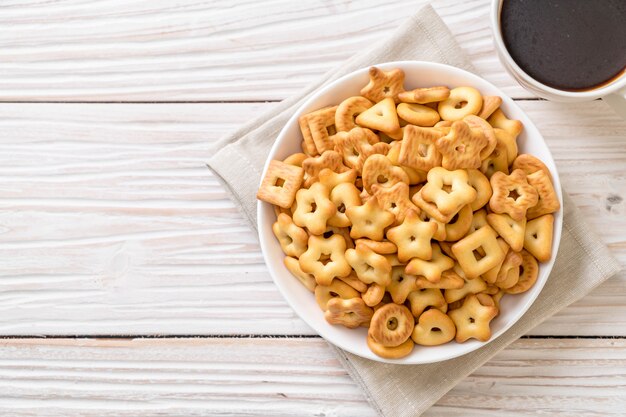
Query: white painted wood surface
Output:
[[0, 0, 624, 415], [0, 338, 623, 417], [0, 0, 524, 101]]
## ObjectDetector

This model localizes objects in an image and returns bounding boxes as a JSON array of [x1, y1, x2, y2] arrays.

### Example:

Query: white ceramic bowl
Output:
[[257, 61, 563, 364]]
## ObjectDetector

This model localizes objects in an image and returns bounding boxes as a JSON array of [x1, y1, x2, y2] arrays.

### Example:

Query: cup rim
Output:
[[490, 0, 626, 99]]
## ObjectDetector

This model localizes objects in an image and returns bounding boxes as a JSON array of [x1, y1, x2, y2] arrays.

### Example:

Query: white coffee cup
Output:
[[490, 0, 626, 118]]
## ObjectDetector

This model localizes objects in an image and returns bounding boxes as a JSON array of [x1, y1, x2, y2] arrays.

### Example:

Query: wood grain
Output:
[[0, 0, 527, 101], [0, 337, 623, 416], [0, 100, 623, 336]]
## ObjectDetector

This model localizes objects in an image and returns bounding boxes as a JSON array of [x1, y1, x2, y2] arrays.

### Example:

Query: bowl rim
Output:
[[257, 60, 563, 364]]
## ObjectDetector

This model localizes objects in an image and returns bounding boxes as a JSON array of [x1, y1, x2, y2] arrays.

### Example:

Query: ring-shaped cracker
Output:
[[335, 96, 374, 132], [367, 334, 414, 359], [368, 303, 415, 347], [438, 86, 483, 121]]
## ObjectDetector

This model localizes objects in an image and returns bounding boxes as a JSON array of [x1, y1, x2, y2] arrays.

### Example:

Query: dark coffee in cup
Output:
[[500, 0, 626, 91]]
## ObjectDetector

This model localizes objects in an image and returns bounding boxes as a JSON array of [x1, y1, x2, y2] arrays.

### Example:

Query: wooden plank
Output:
[[0, 0, 527, 101], [0, 101, 623, 336], [0, 337, 623, 416]]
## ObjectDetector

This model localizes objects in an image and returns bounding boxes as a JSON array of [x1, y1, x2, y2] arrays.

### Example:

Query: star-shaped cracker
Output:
[[448, 294, 498, 342], [398, 125, 444, 171], [435, 120, 489, 170], [404, 243, 455, 283], [387, 266, 418, 304], [360, 66, 405, 103], [345, 243, 392, 286], [386, 209, 438, 263], [418, 167, 477, 217], [345, 196, 395, 241]]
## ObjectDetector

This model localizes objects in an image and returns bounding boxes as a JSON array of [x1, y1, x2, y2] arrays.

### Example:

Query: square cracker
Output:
[[257, 160, 304, 208]]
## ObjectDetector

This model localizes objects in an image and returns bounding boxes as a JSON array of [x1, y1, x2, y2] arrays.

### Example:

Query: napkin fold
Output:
[[207, 5, 621, 416]]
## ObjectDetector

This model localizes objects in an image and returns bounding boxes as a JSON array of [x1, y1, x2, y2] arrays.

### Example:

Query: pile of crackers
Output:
[[257, 67, 560, 359]]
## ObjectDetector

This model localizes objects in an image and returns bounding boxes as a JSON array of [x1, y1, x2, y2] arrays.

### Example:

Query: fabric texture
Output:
[[207, 5, 621, 416]]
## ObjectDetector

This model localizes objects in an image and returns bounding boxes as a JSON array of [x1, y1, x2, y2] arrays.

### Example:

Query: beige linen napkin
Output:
[[207, 5, 621, 416]]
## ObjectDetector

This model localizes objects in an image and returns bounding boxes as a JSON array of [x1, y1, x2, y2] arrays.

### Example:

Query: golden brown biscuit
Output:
[[272, 213, 308, 257], [438, 87, 483, 121], [293, 182, 336, 235], [300, 234, 351, 286], [257, 159, 305, 208], [412, 309, 456, 346], [335, 96, 374, 132], [489, 169, 539, 221], [505, 249, 539, 294], [360, 67, 406, 103], [524, 214, 554, 262], [345, 244, 392, 286], [315, 279, 360, 310], [345, 196, 395, 241], [398, 86, 450, 104], [386, 209, 438, 262], [387, 266, 418, 304], [405, 243, 455, 283], [368, 303, 415, 347], [367, 334, 414, 359], [284, 256, 317, 292], [448, 294, 498, 342], [436, 120, 489, 170], [325, 297, 374, 329], [397, 102, 440, 126], [452, 225, 505, 279], [526, 170, 560, 219]]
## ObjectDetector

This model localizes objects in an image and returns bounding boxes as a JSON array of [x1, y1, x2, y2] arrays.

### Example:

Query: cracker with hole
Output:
[[360, 66, 406, 103], [387, 209, 438, 262], [398, 125, 444, 171], [293, 182, 336, 235], [405, 243, 455, 283], [371, 182, 418, 224], [335, 96, 374, 132], [489, 169, 539, 221], [448, 294, 498, 342], [436, 120, 489, 170], [298, 105, 339, 154], [325, 297, 374, 329], [452, 225, 505, 279], [300, 234, 351, 286], [257, 159, 305, 208]]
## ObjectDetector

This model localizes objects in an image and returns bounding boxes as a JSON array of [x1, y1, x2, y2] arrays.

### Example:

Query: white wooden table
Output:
[[0, 1, 624, 415]]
